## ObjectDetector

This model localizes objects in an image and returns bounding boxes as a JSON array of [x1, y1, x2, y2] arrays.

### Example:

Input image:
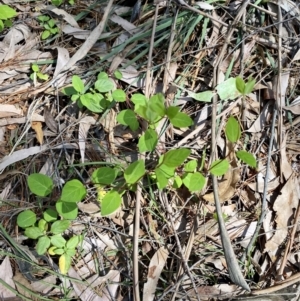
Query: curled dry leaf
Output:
[[31, 121, 43, 145]]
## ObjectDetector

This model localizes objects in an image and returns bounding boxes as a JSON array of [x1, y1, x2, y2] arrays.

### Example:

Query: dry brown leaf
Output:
[[0, 104, 23, 118], [143, 246, 169, 301], [264, 175, 299, 261], [0, 257, 16, 299], [31, 121, 43, 145]]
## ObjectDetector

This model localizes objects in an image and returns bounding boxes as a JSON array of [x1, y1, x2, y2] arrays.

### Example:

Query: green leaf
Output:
[[97, 72, 108, 79], [65, 248, 76, 256], [184, 160, 197, 172], [155, 168, 168, 189], [163, 148, 191, 168], [0, 5, 17, 20], [210, 159, 229, 176], [17, 210, 36, 228], [166, 106, 193, 128], [148, 93, 166, 117], [225, 116, 241, 143], [38, 15, 49, 22], [4, 19, 13, 28], [173, 175, 182, 189], [43, 208, 58, 222], [59, 254, 72, 275], [156, 163, 175, 179], [114, 70, 122, 79], [36, 236, 50, 255], [145, 105, 160, 123], [124, 160, 145, 184], [52, 0, 63, 6], [32, 64, 39, 72], [116, 109, 139, 131], [235, 76, 245, 94], [138, 129, 158, 152], [61, 179, 86, 203], [72, 75, 84, 93], [134, 105, 147, 120], [53, 248, 64, 255], [41, 30, 50, 40], [38, 219, 48, 232], [236, 150, 257, 168], [188, 90, 213, 102], [37, 72, 48, 81], [216, 77, 241, 100], [0, 20, 4, 32], [101, 191, 122, 216], [51, 234, 66, 248], [48, 19, 56, 28], [66, 235, 81, 249], [56, 200, 78, 220], [182, 172, 206, 192], [91, 167, 117, 185], [24, 227, 44, 239], [80, 92, 107, 113], [94, 78, 114, 92], [27, 173, 53, 197], [112, 89, 126, 102], [244, 77, 256, 95], [51, 220, 71, 234], [131, 94, 147, 106]]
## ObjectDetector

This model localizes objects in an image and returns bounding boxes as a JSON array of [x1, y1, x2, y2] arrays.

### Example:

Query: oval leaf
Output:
[[182, 172, 206, 192], [72, 75, 84, 93], [101, 191, 122, 216], [36, 236, 51, 255], [138, 129, 158, 152], [124, 160, 145, 184], [117, 109, 139, 131], [91, 167, 117, 185], [210, 159, 229, 176], [225, 116, 241, 143], [163, 148, 191, 168], [51, 234, 66, 248], [17, 210, 36, 228], [56, 200, 78, 220], [24, 227, 44, 239], [51, 220, 71, 234], [112, 89, 126, 102], [236, 150, 257, 168], [59, 254, 72, 275], [27, 173, 53, 197], [61, 179, 86, 203]]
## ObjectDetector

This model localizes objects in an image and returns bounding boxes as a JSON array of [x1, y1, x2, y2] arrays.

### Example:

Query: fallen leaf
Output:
[[143, 246, 169, 301], [0, 257, 16, 299], [31, 121, 43, 145]]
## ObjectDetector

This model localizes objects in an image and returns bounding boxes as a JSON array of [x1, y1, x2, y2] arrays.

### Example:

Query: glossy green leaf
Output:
[[41, 30, 50, 40], [27, 173, 53, 197], [148, 93, 166, 117], [61, 179, 86, 203], [173, 175, 182, 189], [94, 78, 114, 92], [66, 235, 81, 249], [138, 129, 158, 152], [124, 160, 145, 184], [101, 191, 122, 216], [235, 76, 245, 94], [117, 109, 139, 131], [91, 167, 117, 185], [155, 168, 168, 189], [56, 200, 78, 220], [51, 220, 71, 235], [112, 89, 126, 102], [17, 210, 36, 228], [72, 75, 84, 93], [36, 236, 50, 255], [225, 116, 241, 143], [188, 90, 213, 102], [184, 160, 197, 172], [24, 227, 44, 239], [210, 159, 229, 176], [51, 234, 66, 248], [182, 172, 206, 192], [166, 106, 193, 128], [80, 93, 107, 113], [236, 150, 257, 168], [114, 70, 122, 79], [43, 208, 58, 222], [0, 5, 17, 20], [131, 93, 147, 106], [163, 148, 191, 168]]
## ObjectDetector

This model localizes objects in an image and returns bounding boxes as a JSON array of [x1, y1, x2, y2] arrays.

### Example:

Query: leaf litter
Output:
[[0, 0, 300, 300]]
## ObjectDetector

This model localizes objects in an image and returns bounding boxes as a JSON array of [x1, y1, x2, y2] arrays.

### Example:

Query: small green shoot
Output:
[[37, 15, 59, 40], [0, 5, 17, 32]]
